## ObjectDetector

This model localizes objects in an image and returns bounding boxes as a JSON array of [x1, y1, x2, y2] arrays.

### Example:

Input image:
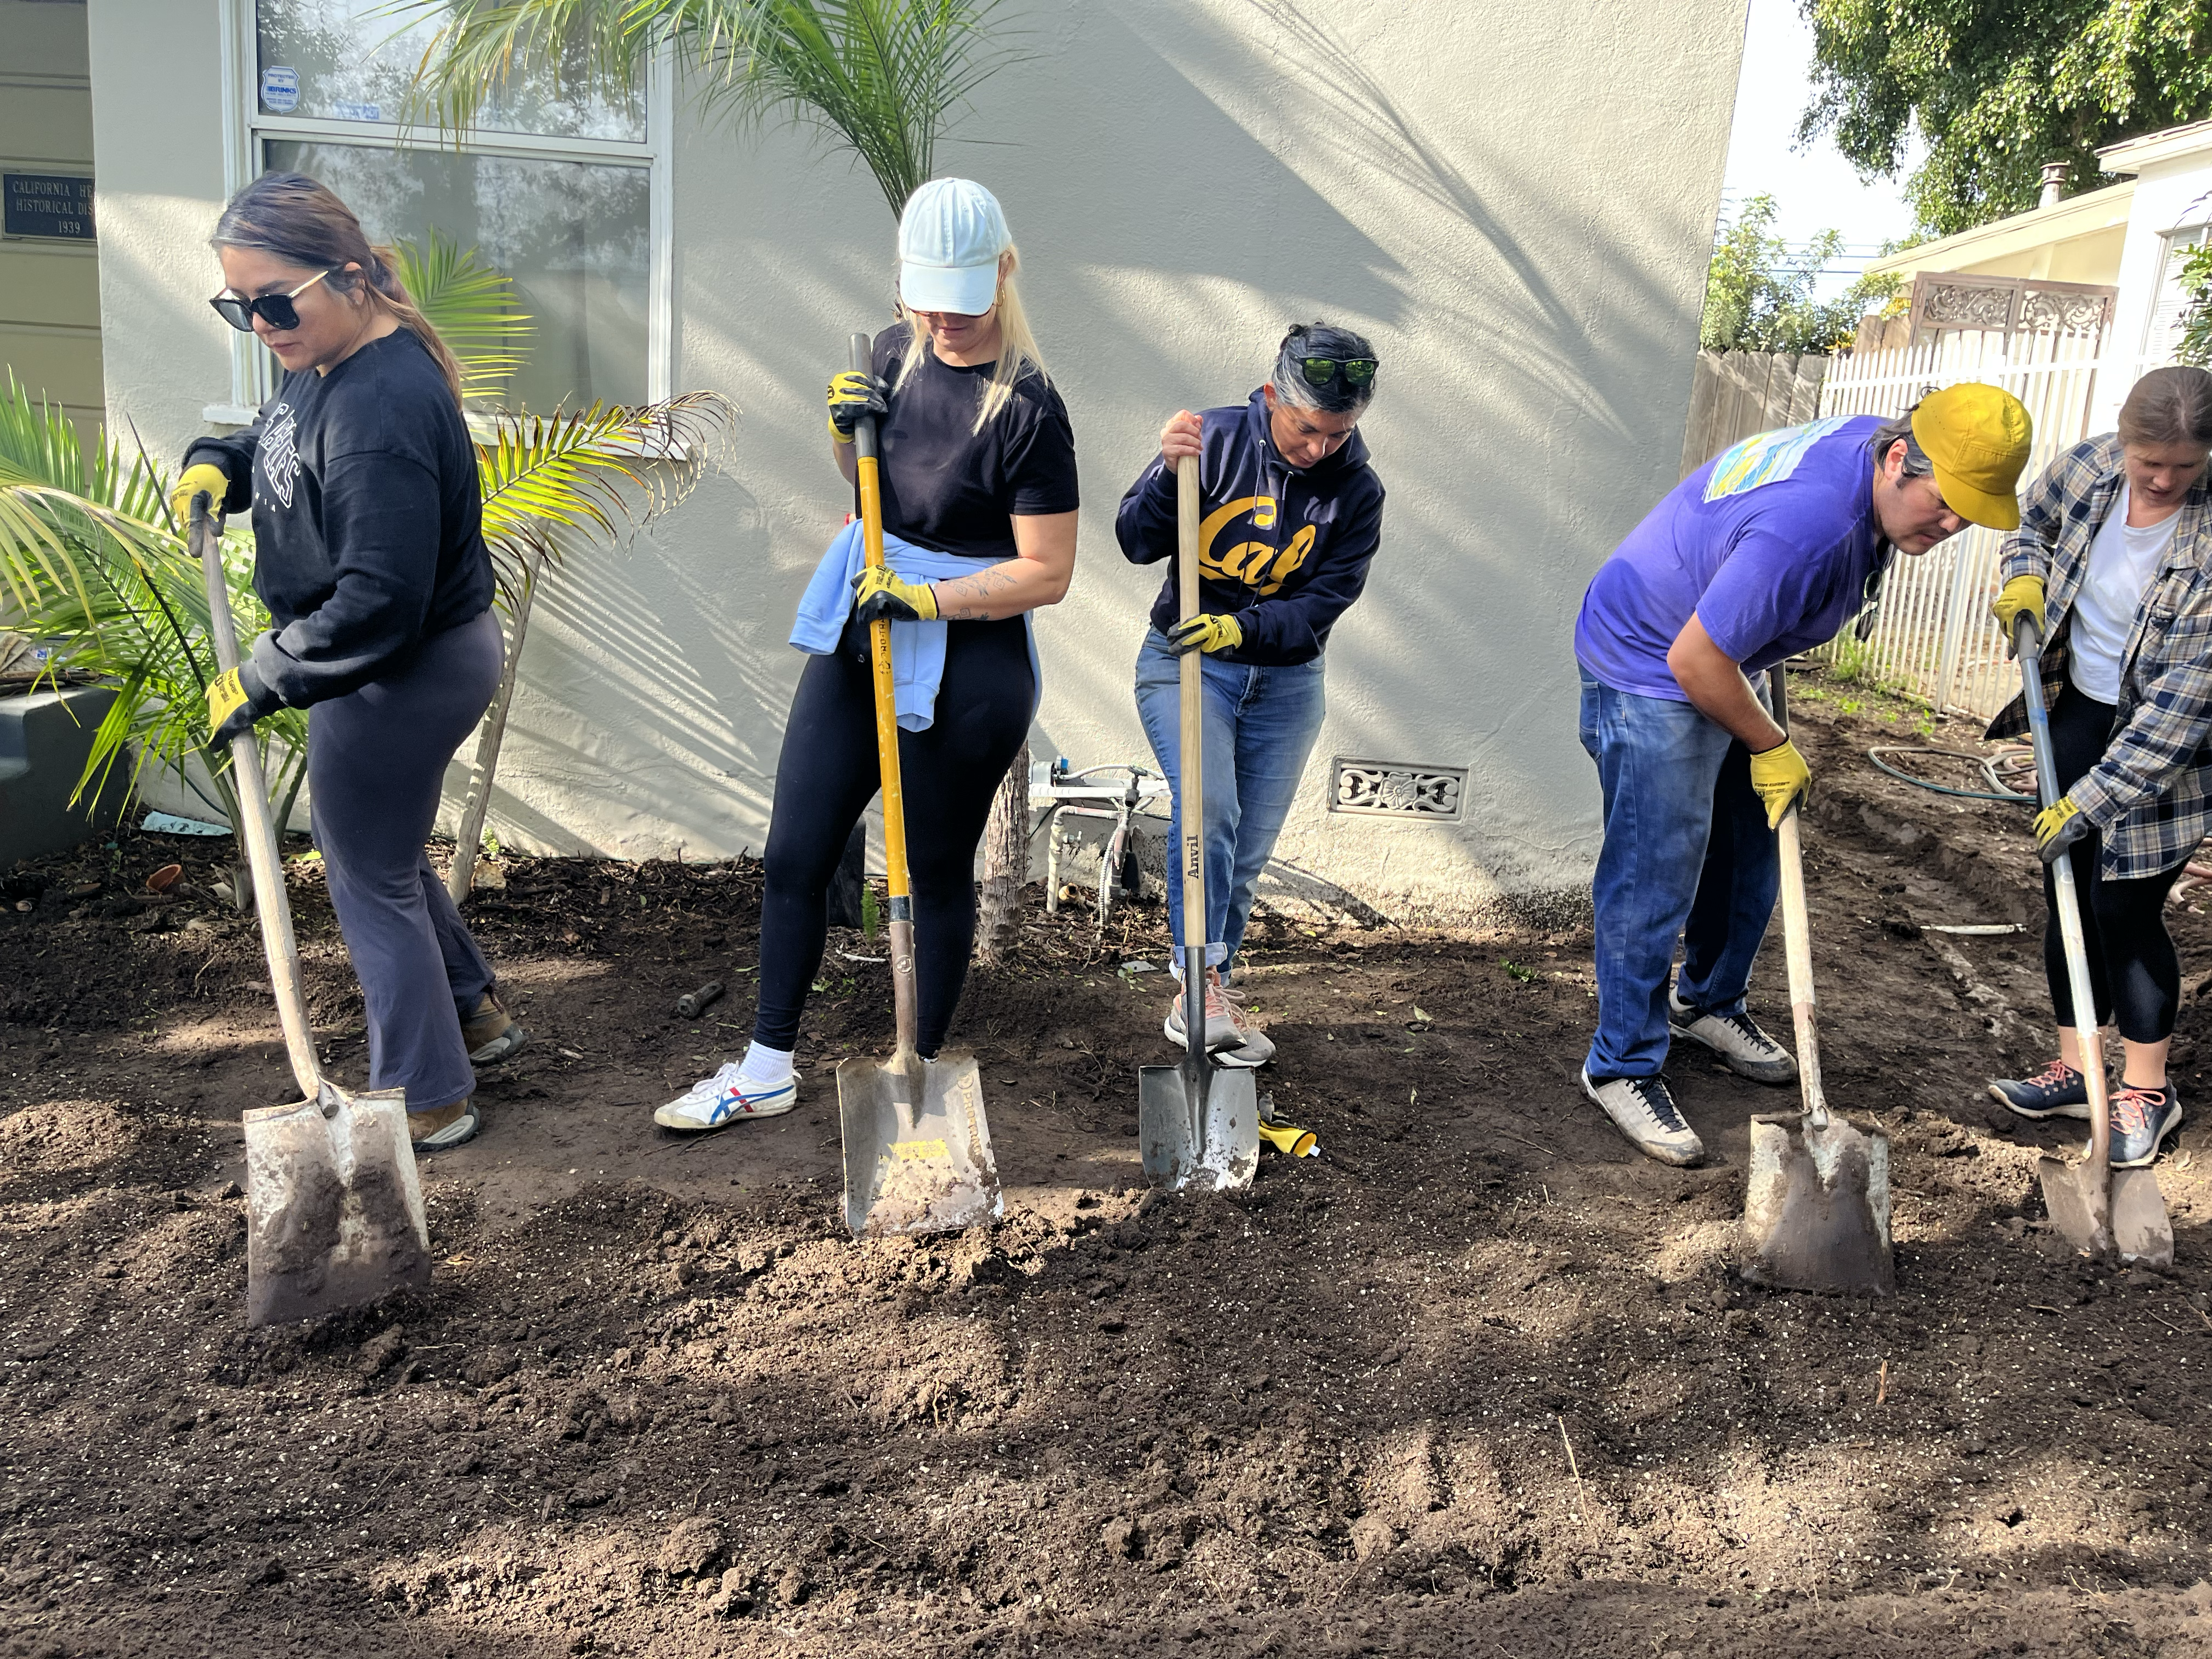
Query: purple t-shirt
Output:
[[1575, 415, 1886, 701]]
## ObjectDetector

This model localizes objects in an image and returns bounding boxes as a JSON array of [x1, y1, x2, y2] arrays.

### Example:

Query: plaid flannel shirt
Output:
[[1985, 434, 2212, 879]]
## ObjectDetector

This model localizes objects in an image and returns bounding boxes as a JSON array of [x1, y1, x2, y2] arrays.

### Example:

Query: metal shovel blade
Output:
[[2039, 1155, 2174, 1269], [1138, 1061, 1260, 1192], [1741, 1109, 1895, 1296], [244, 1082, 430, 1328], [837, 1049, 1002, 1237]]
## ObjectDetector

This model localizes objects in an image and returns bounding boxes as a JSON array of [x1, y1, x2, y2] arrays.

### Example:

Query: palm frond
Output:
[[473, 390, 735, 601], [394, 0, 1019, 215], [377, 0, 653, 133], [390, 229, 535, 403]]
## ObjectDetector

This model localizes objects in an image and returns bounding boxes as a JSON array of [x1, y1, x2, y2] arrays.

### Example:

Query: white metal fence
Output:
[[1814, 332, 2164, 719]]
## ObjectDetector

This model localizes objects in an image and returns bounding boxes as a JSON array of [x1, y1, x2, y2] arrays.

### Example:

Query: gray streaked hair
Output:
[[1270, 321, 1377, 416]]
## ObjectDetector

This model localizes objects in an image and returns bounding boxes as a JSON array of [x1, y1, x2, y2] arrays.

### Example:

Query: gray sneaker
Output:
[[1668, 990, 1796, 1084], [1582, 1068, 1704, 1166], [1216, 986, 1274, 1069], [1163, 968, 1242, 1054]]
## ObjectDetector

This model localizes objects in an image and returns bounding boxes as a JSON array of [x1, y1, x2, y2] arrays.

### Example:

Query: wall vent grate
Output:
[[1330, 758, 1466, 821]]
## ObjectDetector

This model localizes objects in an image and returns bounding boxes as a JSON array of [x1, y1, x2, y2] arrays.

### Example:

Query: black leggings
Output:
[[754, 616, 1033, 1056], [2043, 681, 2188, 1042]]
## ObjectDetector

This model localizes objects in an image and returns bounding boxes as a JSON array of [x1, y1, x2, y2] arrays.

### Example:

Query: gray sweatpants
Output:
[[308, 608, 504, 1114]]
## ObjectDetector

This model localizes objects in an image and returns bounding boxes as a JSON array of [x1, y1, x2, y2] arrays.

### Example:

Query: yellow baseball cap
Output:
[[1909, 382, 2032, 531]]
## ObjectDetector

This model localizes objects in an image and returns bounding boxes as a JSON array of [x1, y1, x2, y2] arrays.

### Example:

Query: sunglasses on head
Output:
[[209, 268, 332, 333], [1297, 356, 1377, 391]]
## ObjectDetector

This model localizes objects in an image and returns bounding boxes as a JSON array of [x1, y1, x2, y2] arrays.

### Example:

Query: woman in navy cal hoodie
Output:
[[1115, 322, 1385, 1065]]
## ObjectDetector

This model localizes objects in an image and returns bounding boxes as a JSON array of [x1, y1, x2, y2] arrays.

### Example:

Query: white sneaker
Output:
[[653, 1062, 798, 1131], [1217, 986, 1274, 1068], [1667, 991, 1797, 1085], [1163, 968, 1242, 1053], [1581, 1068, 1704, 1166]]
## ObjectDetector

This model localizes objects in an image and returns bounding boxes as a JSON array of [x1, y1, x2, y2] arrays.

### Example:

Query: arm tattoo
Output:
[[935, 563, 1028, 621]]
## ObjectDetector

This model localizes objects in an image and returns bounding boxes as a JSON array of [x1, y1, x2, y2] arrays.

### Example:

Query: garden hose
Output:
[[1865, 746, 2035, 806]]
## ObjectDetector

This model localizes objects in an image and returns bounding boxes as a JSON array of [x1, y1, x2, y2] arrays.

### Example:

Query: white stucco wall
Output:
[[86, 0, 1748, 924]]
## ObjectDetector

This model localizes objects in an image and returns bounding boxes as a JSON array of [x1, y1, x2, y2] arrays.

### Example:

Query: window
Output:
[[215, 0, 669, 419], [2143, 196, 2211, 366]]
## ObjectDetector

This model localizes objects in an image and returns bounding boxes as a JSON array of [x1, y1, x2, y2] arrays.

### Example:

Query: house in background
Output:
[[1864, 118, 2211, 427], [26, 0, 1754, 925]]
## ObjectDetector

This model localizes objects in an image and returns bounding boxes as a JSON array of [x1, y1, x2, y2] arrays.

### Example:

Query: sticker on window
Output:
[[260, 66, 300, 114], [332, 101, 382, 123], [1703, 415, 1853, 502]]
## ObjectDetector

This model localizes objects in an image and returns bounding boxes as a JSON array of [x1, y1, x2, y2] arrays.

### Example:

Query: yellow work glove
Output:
[[825, 369, 888, 442], [1748, 736, 1811, 830], [1991, 573, 2046, 646], [2035, 794, 2090, 865], [170, 462, 231, 527], [852, 564, 938, 623], [1257, 1120, 1318, 1158], [1165, 613, 1243, 657], [205, 666, 259, 747]]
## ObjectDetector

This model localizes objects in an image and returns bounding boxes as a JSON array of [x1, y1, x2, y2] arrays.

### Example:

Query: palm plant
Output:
[[0, 344, 729, 902], [390, 0, 1019, 213], [393, 0, 1029, 930], [391, 227, 535, 405]]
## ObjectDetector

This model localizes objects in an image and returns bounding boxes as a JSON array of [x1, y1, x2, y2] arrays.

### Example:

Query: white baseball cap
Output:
[[897, 178, 1010, 317]]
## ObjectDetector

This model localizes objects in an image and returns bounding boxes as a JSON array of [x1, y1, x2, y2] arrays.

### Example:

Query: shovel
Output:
[[833, 333, 1003, 1237], [190, 493, 431, 1327], [2012, 616, 2173, 1267], [1137, 456, 1260, 1190], [1741, 668, 1895, 1296]]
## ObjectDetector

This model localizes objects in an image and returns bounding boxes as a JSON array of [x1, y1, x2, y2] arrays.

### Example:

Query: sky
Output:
[[1718, 0, 1923, 294]]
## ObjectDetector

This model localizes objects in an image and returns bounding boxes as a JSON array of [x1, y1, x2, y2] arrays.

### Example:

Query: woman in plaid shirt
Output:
[[1988, 368, 2212, 1168]]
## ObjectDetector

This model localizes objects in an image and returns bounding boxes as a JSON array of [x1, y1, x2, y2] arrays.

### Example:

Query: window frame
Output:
[[208, 0, 672, 423], [2142, 215, 2211, 368]]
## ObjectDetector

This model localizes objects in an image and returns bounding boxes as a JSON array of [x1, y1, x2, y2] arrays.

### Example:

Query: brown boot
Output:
[[460, 990, 529, 1064]]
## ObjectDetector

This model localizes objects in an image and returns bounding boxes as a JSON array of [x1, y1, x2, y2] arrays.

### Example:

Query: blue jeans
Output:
[[1135, 633, 1327, 967], [1579, 667, 1778, 1080]]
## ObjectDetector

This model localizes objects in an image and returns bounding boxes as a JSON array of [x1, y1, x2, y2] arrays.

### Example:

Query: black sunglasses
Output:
[[209, 268, 332, 333], [1298, 356, 1378, 390]]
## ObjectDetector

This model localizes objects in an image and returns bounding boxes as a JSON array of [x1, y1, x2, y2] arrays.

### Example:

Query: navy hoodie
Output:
[[183, 329, 494, 709], [1115, 388, 1384, 665]]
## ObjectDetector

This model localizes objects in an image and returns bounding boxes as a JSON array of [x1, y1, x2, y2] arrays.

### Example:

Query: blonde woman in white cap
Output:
[[656, 178, 1079, 1132]]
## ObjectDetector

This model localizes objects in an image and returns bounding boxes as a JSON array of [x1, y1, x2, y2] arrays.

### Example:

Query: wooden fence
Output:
[[1678, 351, 1829, 478]]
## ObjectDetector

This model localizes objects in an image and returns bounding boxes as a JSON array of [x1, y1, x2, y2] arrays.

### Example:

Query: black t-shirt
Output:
[[184, 329, 494, 708], [867, 325, 1079, 561]]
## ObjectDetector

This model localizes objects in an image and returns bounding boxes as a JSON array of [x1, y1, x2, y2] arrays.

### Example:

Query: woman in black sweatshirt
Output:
[[171, 172, 526, 1153]]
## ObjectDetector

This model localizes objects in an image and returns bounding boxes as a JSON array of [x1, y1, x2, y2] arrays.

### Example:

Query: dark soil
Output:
[[8, 662, 2212, 1657]]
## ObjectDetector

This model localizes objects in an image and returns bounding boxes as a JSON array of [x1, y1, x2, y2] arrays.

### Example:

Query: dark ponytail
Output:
[[212, 172, 466, 406]]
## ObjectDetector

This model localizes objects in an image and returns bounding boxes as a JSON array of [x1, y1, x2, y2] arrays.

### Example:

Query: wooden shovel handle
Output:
[[190, 497, 320, 1099], [1769, 670, 1827, 1130]]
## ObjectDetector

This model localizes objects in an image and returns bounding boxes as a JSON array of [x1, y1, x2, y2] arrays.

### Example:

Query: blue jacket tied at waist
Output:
[[789, 520, 1041, 731]]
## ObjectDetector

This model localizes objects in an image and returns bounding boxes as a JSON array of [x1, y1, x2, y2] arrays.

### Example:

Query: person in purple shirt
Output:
[[1572, 385, 2031, 1165]]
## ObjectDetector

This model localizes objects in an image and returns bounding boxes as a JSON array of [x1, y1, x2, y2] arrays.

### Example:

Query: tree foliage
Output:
[[1799, 0, 2212, 239], [2179, 243, 2212, 369], [389, 0, 1019, 216], [1702, 195, 1904, 354]]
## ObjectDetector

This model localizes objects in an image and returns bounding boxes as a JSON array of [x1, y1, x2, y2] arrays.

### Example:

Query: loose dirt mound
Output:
[[5, 665, 2212, 1657]]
